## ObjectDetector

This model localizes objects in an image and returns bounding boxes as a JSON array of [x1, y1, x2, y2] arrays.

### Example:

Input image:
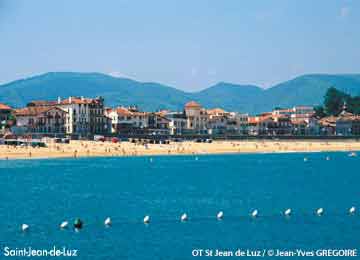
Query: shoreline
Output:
[[0, 139, 359, 160], [0, 150, 357, 162]]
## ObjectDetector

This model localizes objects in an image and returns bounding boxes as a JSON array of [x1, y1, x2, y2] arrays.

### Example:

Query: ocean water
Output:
[[0, 152, 359, 259]]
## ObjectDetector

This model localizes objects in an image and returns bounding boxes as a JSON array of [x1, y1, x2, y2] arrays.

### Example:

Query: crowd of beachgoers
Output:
[[0, 139, 359, 160]]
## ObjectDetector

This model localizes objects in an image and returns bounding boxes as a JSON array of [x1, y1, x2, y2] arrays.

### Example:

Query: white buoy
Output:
[[284, 208, 292, 216], [348, 152, 357, 157], [217, 211, 224, 220], [349, 206, 356, 214], [195, 157, 198, 161], [143, 215, 150, 224], [326, 156, 330, 161], [316, 208, 324, 216], [251, 209, 258, 218], [304, 157, 308, 162], [181, 213, 188, 222], [104, 217, 112, 226], [21, 224, 29, 232], [60, 221, 69, 229], [150, 158, 153, 163]]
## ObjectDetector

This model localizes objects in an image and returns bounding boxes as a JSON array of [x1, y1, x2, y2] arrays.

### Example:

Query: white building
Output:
[[27, 96, 108, 136], [14, 106, 67, 134], [165, 112, 187, 135], [184, 101, 208, 134], [105, 106, 149, 134]]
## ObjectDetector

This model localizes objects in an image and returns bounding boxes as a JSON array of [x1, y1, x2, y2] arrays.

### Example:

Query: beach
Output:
[[0, 139, 359, 159]]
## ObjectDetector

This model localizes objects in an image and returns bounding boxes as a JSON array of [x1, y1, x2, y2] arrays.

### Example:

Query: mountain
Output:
[[0, 72, 189, 111], [262, 74, 360, 111], [193, 82, 263, 113], [1, 72, 360, 114]]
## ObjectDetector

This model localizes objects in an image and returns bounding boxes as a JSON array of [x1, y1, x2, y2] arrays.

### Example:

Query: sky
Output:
[[0, 0, 359, 91]]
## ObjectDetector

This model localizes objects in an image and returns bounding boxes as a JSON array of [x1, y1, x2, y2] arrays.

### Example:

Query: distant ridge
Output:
[[1, 72, 360, 114]]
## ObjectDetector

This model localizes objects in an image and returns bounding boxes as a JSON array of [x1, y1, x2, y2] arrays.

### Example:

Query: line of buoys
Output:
[[19, 206, 358, 232], [302, 153, 359, 161]]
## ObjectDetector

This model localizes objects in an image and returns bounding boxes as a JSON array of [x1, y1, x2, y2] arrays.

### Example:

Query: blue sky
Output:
[[0, 0, 359, 91]]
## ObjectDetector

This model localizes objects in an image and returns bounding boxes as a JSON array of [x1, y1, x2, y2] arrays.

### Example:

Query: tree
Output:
[[323, 87, 349, 116], [347, 96, 360, 115], [274, 107, 284, 110], [314, 105, 326, 118]]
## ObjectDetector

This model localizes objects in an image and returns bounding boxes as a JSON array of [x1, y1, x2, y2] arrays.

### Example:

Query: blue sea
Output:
[[0, 152, 359, 259]]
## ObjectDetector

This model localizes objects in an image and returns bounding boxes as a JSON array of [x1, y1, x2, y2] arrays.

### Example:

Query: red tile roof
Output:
[[116, 107, 132, 116], [28, 97, 102, 107], [185, 101, 201, 108], [27, 101, 57, 106], [114, 107, 147, 116], [0, 103, 12, 110], [318, 116, 337, 127], [60, 97, 96, 105], [207, 108, 226, 115], [248, 117, 259, 124], [14, 106, 66, 116]]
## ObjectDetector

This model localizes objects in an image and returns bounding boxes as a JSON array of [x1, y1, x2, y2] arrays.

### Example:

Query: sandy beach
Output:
[[0, 139, 359, 160]]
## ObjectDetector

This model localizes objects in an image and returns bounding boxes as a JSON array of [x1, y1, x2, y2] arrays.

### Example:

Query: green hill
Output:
[[1, 72, 360, 114]]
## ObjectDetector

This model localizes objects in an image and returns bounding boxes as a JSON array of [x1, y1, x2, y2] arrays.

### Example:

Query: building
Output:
[[14, 106, 67, 134], [271, 106, 319, 136], [184, 101, 208, 134], [292, 106, 315, 115], [272, 108, 293, 116], [247, 114, 292, 136], [318, 116, 337, 135], [336, 111, 360, 136], [207, 108, 229, 135], [148, 112, 171, 135], [27, 96, 108, 136], [105, 106, 149, 134], [165, 112, 187, 135], [247, 116, 269, 136], [228, 112, 249, 135], [0, 103, 13, 131], [57, 97, 107, 135]]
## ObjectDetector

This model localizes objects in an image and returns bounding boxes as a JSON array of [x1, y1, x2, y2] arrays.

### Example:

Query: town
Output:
[[1, 91, 359, 141]]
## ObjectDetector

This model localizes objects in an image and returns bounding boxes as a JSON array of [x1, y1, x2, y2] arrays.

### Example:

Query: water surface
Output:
[[0, 152, 359, 259]]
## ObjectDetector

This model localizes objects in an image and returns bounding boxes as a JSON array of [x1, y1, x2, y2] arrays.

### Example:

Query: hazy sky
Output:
[[0, 0, 359, 91]]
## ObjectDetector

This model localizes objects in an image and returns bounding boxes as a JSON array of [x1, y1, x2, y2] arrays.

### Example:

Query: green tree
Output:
[[314, 105, 326, 118], [347, 96, 360, 115], [323, 87, 349, 116], [273, 107, 284, 110]]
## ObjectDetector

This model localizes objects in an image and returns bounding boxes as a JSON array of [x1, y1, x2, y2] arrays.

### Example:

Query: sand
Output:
[[0, 139, 359, 160]]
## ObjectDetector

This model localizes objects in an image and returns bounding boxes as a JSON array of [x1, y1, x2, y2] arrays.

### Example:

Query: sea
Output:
[[0, 152, 359, 259]]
